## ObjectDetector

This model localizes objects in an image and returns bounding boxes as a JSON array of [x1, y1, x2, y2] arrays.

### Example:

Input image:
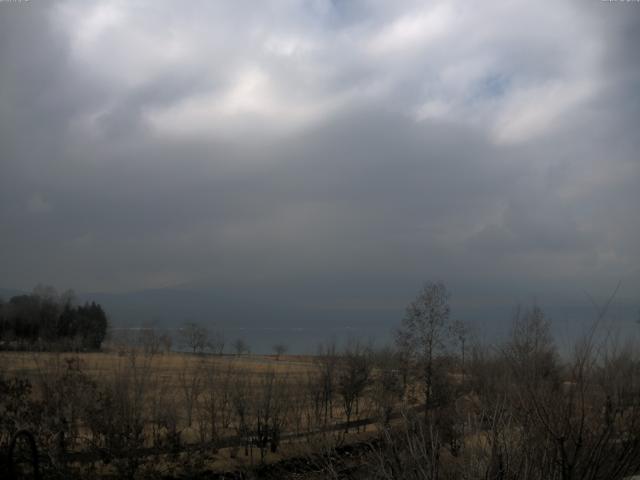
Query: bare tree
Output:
[[208, 329, 225, 355], [504, 303, 558, 385], [86, 349, 155, 479], [148, 369, 179, 449], [253, 370, 290, 461], [451, 319, 470, 385], [200, 363, 234, 449], [159, 332, 172, 354], [273, 343, 288, 360], [396, 282, 453, 419], [337, 341, 373, 432], [137, 323, 161, 356], [495, 294, 640, 480], [178, 357, 203, 428], [230, 371, 252, 458], [305, 368, 325, 430], [233, 338, 249, 356], [315, 341, 339, 426], [180, 321, 208, 354], [371, 347, 404, 426]]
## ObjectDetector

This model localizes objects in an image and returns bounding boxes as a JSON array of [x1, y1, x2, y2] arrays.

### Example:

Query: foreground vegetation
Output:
[[1, 282, 639, 479]]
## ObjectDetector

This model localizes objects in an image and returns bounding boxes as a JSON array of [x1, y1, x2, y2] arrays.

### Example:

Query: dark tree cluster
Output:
[[0, 287, 108, 351]]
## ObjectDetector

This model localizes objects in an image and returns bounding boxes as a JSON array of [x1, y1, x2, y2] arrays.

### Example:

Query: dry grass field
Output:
[[0, 349, 389, 477], [0, 350, 316, 381]]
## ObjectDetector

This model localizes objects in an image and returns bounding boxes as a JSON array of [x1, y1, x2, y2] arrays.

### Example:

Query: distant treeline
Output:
[[0, 285, 108, 351]]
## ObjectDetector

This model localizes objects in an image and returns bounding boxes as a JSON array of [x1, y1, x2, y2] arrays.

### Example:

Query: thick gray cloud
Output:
[[0, 0, 638, 333]]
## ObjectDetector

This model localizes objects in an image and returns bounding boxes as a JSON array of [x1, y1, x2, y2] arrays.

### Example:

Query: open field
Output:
[[0, 349, 399, 477], [0, 350, 317, 381]]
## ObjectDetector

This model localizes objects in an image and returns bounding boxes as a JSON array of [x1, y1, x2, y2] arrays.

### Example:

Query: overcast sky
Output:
[[1, 0, 639, 317]]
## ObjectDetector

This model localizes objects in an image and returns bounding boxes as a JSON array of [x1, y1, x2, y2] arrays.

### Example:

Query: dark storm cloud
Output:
[[0, 0, 638, 324]]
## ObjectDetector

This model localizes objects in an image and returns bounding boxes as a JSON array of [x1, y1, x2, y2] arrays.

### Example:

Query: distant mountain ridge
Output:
[[1, 285, 637, 354], [0, 288, 25, 300]]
